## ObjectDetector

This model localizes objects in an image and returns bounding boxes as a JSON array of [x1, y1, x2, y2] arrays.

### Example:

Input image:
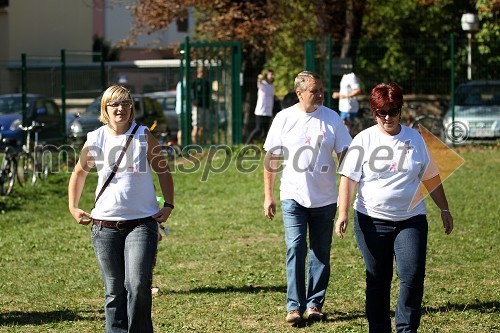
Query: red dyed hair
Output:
[[369, 82, 404, 115]]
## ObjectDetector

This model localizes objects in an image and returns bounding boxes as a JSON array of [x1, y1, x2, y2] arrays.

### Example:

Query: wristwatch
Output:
[[163, 202, 174, 209]]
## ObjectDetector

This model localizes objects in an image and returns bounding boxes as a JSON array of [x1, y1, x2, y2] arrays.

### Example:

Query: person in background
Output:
[[175, 76, 189, 145], [335, 82, 454, 333], [68, 85, 174, 333], [263, 71, 352, 325], [191, 67, 211, 144], [332, 72, 361, 133], [246, 69, 275, 144]]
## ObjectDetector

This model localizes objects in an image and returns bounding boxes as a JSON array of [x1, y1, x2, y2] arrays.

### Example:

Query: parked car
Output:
[[443, 80, 500, 143], [0, 94, 63, 148], [67, 95, 169, 143], [142, 90, 178, 135], [143, 90, 229, 139]]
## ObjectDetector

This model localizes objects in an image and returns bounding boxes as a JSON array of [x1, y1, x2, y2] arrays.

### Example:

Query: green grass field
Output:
[[0, 145, 498, 332]]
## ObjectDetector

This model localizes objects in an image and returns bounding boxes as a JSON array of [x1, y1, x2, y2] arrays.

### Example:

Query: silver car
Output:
[[443, 80, 500, 143], [142, 90, 178, 135]]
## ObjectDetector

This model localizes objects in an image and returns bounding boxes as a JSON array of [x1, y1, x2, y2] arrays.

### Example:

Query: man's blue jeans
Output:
[[354, 211, 428, 333], [281, 199, 336, 312], [91, 220, 158, 333]]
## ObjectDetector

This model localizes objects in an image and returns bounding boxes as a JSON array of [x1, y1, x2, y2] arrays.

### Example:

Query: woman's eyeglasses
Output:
[[107, 100, 132, 109], [375, 108, 401, 118]]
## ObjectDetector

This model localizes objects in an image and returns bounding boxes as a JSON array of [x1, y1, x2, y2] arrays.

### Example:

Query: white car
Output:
[[443, 80, 500, 143]]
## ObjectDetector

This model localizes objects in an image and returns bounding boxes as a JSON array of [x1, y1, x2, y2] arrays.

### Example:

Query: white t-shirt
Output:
[[338, 125, 439, 220], [254, 80, 275, 117], [264, 105, 352, 208], [87, 123, 159, 220], [338, 73, 360, 114]]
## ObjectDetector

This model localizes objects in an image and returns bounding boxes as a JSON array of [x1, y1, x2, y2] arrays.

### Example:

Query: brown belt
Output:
[[92, 217, 153, 230]]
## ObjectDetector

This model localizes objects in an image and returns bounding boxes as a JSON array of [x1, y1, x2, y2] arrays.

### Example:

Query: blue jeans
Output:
[[354, 211, 428, 333], [281, 199, 336, 312], [92, 219, 158, 333]]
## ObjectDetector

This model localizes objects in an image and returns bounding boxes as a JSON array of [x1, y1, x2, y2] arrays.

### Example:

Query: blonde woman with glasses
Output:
[[68, 85, 174, 332]]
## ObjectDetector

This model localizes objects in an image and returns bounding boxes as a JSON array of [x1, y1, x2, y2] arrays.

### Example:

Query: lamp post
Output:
[[461, 13, 480, 80]]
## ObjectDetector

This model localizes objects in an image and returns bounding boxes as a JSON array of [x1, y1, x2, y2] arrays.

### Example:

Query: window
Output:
[[176, 10, 188, 32]]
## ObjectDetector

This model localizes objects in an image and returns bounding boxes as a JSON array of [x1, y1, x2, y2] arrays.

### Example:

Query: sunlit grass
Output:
[[0, 145, 498, 332]]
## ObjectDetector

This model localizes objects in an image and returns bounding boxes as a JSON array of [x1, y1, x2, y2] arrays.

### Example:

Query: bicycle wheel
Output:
[[0, 155, 16, 196], [17, 153, 36, 186], [35, 148, 51, 181], [162, 144, 182, 160], [411, 115, 445, 139]]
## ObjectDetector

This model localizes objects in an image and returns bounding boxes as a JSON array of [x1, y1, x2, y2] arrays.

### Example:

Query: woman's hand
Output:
[[153, 207, 172, 223], [335, 214, 349, 239], [70, 208, 92, 225], [441, 211, 454, 235]]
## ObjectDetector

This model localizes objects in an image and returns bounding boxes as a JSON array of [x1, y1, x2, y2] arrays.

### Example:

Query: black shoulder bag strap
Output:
[[93, 123, 140, 208]]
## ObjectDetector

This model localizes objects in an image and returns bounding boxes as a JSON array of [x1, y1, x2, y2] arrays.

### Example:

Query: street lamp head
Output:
[[461, 13, 479, 32]]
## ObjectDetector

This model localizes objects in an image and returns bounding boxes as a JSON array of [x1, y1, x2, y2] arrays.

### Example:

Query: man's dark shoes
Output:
[[305, 306, 323, 321]]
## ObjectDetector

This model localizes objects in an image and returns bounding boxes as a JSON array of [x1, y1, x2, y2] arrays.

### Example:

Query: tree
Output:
[[126, 0, 278, 137], [125, 0, 369, 134], [358, 0, 499, 91]]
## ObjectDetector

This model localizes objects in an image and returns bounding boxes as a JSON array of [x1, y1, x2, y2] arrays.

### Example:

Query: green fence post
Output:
[[326, 36, 332, 109], [21, 53, 27, 127], [232, 42, 242, 145], [60, 49, 67, 143], [100, 48, 106, 92], [304, 40, 315, 72], [450, 33, 455, 140]]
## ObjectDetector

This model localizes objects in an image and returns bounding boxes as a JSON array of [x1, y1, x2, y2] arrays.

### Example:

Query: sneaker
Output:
[[285, 310, 303, 324], [305, 306, 323, 321]]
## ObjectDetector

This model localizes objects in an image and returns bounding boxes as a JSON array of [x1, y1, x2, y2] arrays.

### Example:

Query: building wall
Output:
[[2, 0, 194, 61], [102, 1, 195, 61], [0, 0, 194, 94], [6, 0, 92, 60]]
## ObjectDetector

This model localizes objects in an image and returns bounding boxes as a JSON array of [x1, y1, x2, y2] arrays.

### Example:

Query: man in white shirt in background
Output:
[[332, 72, 361, 133], [246, 69, 275, 144]]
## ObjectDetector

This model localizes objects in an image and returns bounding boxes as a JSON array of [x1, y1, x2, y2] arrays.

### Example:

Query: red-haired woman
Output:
[[335, 82, 454, 332]]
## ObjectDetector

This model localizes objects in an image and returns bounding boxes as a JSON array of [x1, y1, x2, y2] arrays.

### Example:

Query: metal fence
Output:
[[304, 35, 499, 143], [306, 35, 499, 97], [1, 36, 498, 144], [179, 38, 243, 146]]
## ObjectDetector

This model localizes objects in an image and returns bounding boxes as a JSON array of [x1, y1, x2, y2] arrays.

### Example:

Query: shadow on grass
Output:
[[0, 193, 24, 213], [289, 300, 499, 328], [0, 309, 101, 326], [169, 285, 287, 294], [423, 300, 499, 314]]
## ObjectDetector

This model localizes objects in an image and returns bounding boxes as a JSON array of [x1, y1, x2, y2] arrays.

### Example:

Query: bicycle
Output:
[[0, 127, 17, 196], [150, 120, 182, 160], [17, 121, 50, 186], [348, 107, 375, 137], [405, 104, 445, 139]]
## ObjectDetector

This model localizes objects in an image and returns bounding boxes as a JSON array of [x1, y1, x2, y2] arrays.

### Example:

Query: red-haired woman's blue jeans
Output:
[[91, 220, 158, 333], [354, 211, 428, 333], [281, 199, 336, 313]]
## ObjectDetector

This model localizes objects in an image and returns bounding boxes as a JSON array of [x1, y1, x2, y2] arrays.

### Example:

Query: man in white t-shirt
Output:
[[263, 71, 352, 325], [246, 69, 275, 144], [332, 72, 361, 132]]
